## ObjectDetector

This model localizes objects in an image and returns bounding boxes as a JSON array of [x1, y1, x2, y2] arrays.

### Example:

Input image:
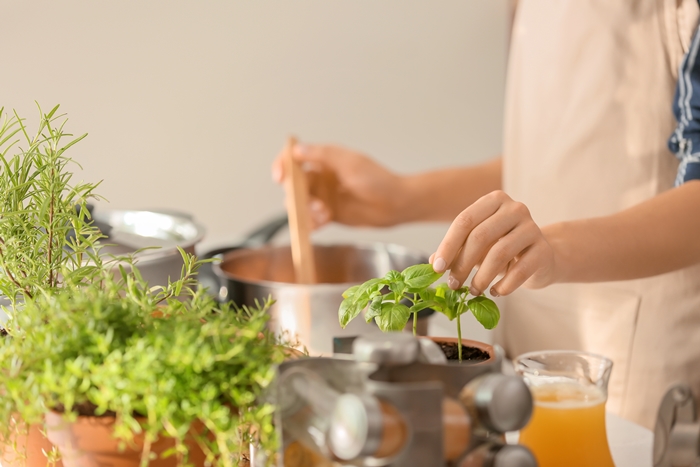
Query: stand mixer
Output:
[[274, 333, 537, 467]]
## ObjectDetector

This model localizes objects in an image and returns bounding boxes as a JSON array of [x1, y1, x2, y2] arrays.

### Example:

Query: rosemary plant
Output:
[[0, 104, 102, 309]]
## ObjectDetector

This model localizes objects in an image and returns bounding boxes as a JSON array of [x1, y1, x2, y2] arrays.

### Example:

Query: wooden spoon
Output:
[[282, 136, 317, 284]]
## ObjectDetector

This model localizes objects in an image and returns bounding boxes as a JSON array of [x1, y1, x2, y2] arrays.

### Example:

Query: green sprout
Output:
[[339, 264, 500, 362]]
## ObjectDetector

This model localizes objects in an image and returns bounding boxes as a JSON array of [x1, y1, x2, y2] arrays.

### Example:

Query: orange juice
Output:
[[519, 382, 615, 467]]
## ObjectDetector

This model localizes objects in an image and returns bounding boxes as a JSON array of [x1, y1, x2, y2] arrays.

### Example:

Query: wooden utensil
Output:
[[283, 136, 317, 284]]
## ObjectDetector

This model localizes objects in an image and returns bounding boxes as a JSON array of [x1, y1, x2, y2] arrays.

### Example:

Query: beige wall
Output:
[[2, 1, 509, 340]]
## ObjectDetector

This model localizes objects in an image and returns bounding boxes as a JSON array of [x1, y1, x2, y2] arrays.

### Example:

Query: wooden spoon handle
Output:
[[283, 136, 317, 284]]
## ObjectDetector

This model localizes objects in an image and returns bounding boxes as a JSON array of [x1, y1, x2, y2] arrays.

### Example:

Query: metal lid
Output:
[[654, 383, 699, 467], [460, 374, 533, 433], [328, 394, 383, 460], [352, 333, 419, 366], [91, 209, 205, 260]]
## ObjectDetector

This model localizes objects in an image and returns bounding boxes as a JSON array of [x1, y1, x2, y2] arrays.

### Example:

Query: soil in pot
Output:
[[438, 341, 490, 362]]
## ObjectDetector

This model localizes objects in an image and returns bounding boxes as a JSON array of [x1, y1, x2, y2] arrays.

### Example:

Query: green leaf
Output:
[[355, 278, 387, 302], [339, 299, 363, 328], [365, 296, 384, 323], [409, 300, 440, 314], [375, 303, 410, 332], [384, 270, 403, 282], [402, 264, 444, 291], [342, 285, 360, 300], [468, 296, 501, 330]]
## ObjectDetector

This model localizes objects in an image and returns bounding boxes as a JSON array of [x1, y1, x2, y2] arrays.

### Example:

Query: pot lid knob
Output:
[[459, 374, 533, 433]]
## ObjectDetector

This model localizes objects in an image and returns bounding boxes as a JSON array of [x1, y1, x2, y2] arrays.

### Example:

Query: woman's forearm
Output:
[[545, 180, 700, 284], [395, 157, 503, 223]]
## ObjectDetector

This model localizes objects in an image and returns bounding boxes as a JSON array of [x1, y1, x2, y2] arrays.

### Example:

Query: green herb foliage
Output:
[[339, 264, 500, 361], [0, 104, 102, 306], [0, 252, 285, 467]]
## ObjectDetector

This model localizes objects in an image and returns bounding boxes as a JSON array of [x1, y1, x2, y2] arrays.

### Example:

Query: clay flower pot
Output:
[[426, 337, 495, 364], [45, 411, 210, 467], [1, 420, 63, 467]]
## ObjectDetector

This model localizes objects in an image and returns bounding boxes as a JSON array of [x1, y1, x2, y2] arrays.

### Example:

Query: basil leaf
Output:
[[339, 299, 363, 328], [375, 303, 410, 332], [419, 288, 437, 302], [384, 270, 403, 282], [388, 280, 406, 298], [365, 296, 384, 323], [355, 278, 387, 302], [409, 300, 440, 314], [402, 264, 444, 290], [468, 296, 500, 330], [342, 285, 360, 300]]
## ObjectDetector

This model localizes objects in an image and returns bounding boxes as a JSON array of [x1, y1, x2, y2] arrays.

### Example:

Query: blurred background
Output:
[[2, 0, 509, 340]]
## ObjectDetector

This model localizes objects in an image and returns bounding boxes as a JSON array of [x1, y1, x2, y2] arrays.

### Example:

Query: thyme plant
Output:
[[0, 253, 285, 467], [0, 104, 102, 308], [339, 264, 500, 361]]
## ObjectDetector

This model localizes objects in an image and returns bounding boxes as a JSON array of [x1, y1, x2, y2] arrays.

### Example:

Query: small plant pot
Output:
[[1, 420, 63, 467], [426, 337, 495, 364], [45, 411, 212, 467]]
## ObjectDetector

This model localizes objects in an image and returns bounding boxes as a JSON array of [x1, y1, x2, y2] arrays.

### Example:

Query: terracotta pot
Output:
[[45, 411, 213, 467], [426, 336, 495, 364], [1, 420, 63, 467]]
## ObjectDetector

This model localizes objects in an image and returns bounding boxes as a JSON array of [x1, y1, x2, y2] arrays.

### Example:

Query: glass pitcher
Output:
[[515, 350, 615, 467]]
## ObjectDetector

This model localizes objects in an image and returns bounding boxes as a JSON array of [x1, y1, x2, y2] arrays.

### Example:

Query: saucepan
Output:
[[198, 216, 434, 355]]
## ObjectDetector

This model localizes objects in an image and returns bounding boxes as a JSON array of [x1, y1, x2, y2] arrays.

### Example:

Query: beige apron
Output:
[[497, 0, 700, 429]]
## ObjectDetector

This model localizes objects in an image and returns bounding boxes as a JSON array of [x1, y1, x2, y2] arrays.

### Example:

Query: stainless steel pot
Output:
[[91, 209, 206, 287], [212, 242, 431, 355]]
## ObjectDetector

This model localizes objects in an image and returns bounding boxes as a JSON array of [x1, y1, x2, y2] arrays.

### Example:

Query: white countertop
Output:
[[506, 412, 653, 467]]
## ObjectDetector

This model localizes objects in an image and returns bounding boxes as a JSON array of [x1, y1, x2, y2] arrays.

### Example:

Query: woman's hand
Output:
[[430, 190, 556, 296], [272, 142, 405, 228]]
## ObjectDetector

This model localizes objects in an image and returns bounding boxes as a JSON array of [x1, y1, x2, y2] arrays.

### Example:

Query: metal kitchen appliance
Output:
[[275, 333, 537, 467], [654, 383, 700, 467]]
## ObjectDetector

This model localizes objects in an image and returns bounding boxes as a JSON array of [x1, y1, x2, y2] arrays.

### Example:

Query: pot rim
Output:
[[212, 241, 430, 290]]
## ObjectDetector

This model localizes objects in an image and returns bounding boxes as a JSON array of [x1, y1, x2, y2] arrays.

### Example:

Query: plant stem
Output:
[[412, 293, 418, 336], [457, 313, 463, 362]]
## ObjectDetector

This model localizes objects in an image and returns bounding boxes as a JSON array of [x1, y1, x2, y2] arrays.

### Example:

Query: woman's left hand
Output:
[[430, 190, 556, 296]]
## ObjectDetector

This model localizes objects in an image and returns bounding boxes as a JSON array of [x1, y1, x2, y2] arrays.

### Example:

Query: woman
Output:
[[272, 1, 700, 429]]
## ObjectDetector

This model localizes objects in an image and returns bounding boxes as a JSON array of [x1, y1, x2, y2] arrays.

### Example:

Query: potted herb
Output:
[[0, 105, 103, 466], [0, 255, 286, 467], [339, 264, 500, 362]]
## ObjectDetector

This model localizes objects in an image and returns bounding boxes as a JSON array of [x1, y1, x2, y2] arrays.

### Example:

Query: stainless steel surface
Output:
[[214, 243, 429, 354], [490, 445, 538, 467], [417, 338, 449, 365], [654, 383, 700, 467], [277, 335, 530, 467], [329, 394, 383, 460], [353, 334, 419, 366], [93, 209, 205, 287], [460, 374, 533, 433]]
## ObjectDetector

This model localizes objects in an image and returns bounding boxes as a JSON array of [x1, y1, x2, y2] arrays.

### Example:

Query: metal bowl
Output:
[[92, 209, 206, 287]]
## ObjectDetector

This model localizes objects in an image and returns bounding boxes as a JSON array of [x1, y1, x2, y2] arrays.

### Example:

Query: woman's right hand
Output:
[[272, 142, 405, 229]]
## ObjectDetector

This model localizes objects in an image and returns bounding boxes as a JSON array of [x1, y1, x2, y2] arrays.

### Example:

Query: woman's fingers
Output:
[[468, 223, 539, 295], [430, 190, 551, 296], [490, 241, 551, 296], [431, 191, 507, 275]]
